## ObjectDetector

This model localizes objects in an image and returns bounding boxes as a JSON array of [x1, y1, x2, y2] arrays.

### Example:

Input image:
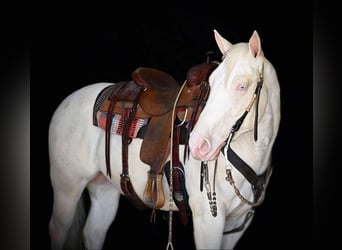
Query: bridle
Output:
[[201, 62, 273, 218], [224, 63, 264, 145], [221, 62, 270, 206]]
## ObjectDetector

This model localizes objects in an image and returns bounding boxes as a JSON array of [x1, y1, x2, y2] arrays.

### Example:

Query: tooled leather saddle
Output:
[[93, 59, 218, 224]]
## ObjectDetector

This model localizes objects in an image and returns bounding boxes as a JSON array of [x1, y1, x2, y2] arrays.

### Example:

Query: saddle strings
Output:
[[166, 79, 188, 250]]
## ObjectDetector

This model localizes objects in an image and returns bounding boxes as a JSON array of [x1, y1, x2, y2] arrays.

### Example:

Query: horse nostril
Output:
[[198, 138, 211, 156]]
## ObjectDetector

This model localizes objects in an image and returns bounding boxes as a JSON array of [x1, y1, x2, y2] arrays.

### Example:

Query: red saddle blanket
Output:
[[95, 111, 148, 138], [93, 85, 148, 138]]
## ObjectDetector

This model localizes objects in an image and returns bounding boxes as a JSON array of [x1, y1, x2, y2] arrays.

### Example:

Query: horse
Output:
[[48, 29, 281, 250]]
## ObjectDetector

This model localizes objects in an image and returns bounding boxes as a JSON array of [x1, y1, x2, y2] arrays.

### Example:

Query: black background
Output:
[[29, 4, 312, 250]]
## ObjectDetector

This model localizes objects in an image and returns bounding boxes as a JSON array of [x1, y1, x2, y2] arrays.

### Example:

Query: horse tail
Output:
[[64, 191, 88, 250]]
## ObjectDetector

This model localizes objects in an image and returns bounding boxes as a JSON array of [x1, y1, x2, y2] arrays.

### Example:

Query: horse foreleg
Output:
[[83, 172, 120, 250], [191, 210, 225, 249]]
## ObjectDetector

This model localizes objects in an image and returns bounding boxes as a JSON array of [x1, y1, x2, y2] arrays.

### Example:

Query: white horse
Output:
[[48, 29, 280, 250]]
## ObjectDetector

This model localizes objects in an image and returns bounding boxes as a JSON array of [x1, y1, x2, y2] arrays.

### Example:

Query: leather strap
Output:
[[223, 210, 255, 234], [227, 145, 272, 202], [105, 83, 127, 178], [172, 124, 189, 225], [120, 86, 147, 210]]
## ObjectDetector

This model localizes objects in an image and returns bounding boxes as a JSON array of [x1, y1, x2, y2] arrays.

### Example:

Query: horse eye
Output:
[[237, 83, 248, 91]]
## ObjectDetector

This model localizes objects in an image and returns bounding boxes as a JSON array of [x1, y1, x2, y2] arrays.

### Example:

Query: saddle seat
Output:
[[99, 67, 180, 118], [132, 67, 180, 116]]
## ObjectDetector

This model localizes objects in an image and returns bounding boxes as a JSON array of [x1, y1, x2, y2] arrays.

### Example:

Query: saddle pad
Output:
[[95, 110, 148, 138], [93, 84, 115, 126]]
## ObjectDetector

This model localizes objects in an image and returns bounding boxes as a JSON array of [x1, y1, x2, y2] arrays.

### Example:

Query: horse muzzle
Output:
[[189, 132, 225, 161]]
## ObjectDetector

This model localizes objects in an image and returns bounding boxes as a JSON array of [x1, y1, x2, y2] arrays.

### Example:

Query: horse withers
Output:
[[48, 30, 280, 250]]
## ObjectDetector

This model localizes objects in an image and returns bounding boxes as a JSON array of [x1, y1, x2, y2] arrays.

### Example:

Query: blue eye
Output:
[[237, 83, 248, 91]]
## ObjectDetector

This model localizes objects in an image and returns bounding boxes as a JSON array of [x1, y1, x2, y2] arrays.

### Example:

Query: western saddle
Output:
[[93, 59, 218, 224]]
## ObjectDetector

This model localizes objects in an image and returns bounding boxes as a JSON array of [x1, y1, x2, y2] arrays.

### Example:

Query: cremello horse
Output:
[[48, 30, 280, 250]]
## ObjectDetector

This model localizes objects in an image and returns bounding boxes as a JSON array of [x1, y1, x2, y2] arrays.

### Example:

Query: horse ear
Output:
[[214, 29, 232, 55], [248, 30, 262, 58]]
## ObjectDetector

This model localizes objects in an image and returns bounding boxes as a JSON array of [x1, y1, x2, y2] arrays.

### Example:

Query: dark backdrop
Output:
[[31, 5, 312, 250]]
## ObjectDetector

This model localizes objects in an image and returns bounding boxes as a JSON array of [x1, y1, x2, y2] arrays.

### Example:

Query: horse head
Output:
[[189, 30, 280, 162]]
